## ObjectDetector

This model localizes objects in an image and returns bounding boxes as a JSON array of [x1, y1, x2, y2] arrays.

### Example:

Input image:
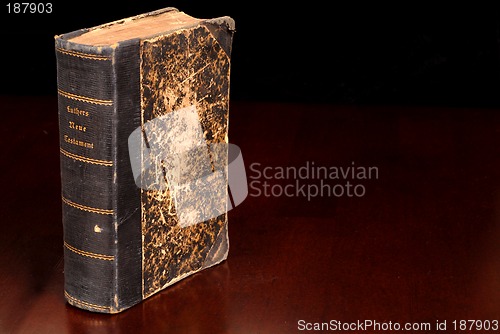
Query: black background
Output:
[[1, 1, 499, 107]]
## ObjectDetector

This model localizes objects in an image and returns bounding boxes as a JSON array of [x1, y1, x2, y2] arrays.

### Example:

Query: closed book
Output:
[[55, 7, 235, 313]]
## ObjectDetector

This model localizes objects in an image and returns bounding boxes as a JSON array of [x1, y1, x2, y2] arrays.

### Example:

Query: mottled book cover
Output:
[[55, 7, 235, 313]]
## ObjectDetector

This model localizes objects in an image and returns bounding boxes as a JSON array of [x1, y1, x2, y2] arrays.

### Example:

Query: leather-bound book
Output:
[[55, 7, 235, 313]]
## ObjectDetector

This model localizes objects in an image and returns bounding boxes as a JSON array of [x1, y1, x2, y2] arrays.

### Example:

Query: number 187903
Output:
[[452, 320, 499, 331], [6, 3, 52, 14]]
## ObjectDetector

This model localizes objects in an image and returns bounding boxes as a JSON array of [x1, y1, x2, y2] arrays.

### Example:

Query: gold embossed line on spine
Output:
[[57, 89, 113, 106], [64, 291, 111, 312], [64, 241, 115, 261], [55, 47, 112, 61], [61, 196, 114, 215], [60, 148, 113, 166]]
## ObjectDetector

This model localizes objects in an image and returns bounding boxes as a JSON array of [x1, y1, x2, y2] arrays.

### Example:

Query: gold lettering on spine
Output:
[[64, 105, 92, 147], [69, 121, 87, 132], [64, 135, 94, 149], [66, 105, 90, 117]]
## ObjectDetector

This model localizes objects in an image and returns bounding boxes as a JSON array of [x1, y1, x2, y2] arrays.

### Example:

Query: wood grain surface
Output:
[[0, 97, 498, 333]]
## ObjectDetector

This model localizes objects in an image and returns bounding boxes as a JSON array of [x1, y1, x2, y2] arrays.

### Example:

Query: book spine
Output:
[[55, 39, 117, 313]]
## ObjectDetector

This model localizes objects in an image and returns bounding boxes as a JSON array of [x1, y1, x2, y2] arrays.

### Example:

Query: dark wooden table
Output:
[[0, 96, 499, 333]]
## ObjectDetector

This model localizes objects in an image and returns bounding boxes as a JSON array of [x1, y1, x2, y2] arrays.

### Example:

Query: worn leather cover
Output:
[[55, 7, 235, 313]]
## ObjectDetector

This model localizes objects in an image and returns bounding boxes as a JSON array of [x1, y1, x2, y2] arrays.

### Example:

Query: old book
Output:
[[55, 7, 235, 313]]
